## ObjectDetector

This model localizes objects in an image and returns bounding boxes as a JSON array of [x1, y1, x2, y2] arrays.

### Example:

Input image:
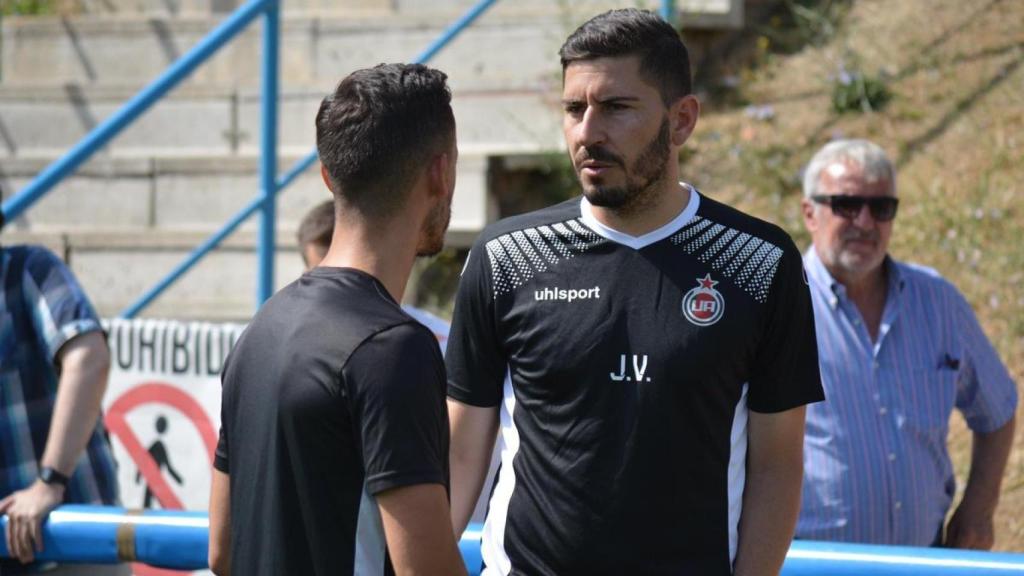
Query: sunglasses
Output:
[[811, 194, 899, 222]]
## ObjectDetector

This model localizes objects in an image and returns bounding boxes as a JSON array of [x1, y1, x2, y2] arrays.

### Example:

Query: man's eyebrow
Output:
[[561, 95, 640, 106]]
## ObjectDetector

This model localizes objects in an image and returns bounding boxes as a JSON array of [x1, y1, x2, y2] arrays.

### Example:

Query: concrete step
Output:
[[64, 0, 740, 27], [0, 0, 741, 87], [1, 13, 568, 88], [0, 152, 494, 238], [1, 227, 313, 321], [0, 83, 563, 159]]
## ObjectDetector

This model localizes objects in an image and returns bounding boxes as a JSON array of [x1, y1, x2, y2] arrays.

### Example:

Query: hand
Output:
[[944, 501, 995, 550], [0, 480, 65, 564]]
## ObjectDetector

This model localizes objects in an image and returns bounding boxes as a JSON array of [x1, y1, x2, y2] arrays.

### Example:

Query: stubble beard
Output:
[[578, 118, 671, 218], [416, 197, 451, 258]]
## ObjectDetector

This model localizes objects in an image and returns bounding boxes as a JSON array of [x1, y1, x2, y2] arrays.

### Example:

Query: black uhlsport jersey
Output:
[[447, 189, 823, 576], [215, 268, 449, 576]]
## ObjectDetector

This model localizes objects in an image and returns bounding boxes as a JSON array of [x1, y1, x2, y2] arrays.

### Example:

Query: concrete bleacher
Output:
[[0, 0, 741, 321]]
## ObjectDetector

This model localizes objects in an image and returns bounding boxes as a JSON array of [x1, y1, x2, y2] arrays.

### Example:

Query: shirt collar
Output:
[[802, 247, 904, 310], [579, 183, 700, 250]]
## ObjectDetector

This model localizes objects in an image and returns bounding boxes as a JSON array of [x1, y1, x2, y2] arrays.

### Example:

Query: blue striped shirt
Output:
[[797, 248, 1017, 546], [1, 245, 119, 505]]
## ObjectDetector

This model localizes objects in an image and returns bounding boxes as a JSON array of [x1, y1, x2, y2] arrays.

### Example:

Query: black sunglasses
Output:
[[811, 194, 899, 222]]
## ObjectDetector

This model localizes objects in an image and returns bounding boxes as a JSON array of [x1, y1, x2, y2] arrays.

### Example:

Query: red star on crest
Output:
[[696, 273, 718, 290]]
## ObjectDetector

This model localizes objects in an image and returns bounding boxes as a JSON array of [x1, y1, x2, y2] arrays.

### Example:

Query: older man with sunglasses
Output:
[[796, 139, 1017, 549]]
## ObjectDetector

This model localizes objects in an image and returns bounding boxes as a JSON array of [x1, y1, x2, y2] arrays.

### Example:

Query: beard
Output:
[[575, 118, 671, 215], [416, 195, 452, 257]]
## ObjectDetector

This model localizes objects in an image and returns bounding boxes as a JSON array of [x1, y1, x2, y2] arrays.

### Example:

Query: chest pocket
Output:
[[897, 364, 958, 436]]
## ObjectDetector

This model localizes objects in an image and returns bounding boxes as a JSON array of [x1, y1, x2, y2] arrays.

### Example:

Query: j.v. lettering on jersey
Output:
[[609, 353, 651, 383]]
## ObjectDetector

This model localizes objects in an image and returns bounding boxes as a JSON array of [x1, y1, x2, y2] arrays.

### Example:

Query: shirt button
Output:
[[853, 318, 861, 325], [888, 453, 897, 462], [873, 361, 880, 370], [895, 501, 903, 510], [879, 407, 888, 415]]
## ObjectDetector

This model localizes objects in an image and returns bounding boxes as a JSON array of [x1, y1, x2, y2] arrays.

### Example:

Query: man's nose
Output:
[[851, 202, 876, 227], [576, 108, 606, 148]]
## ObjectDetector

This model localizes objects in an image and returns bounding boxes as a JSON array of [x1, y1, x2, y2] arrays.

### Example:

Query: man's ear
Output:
[[320, 164, 334, 192], [801, 198, 819, 232], [426, 152, 452, 199], [669, 95, 700, 147]]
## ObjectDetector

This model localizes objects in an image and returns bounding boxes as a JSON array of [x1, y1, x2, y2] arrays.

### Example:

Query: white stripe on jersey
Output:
[[727, 384, 749, 567], [481, 372, 520, 576], [354, 484, 386, 575]]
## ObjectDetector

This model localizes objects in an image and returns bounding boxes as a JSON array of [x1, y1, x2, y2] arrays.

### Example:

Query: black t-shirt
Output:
[[447, 190, 823, 576], [215, 267, 449, 576]]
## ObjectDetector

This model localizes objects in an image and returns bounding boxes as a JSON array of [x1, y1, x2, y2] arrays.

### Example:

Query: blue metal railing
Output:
[[1, 0, 500, 319], [3, 506, 1024, 574], [1, 0, 281, 313], [119, 0, 501, 318]]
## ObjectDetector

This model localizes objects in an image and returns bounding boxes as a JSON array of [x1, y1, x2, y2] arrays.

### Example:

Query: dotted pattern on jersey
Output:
[[746, 246, 784, 303], [538, 225, 573, 260], [671, 214, 784, 304], [725, 237, 764, 277], [712, 232, 752, 271], [485, 238, 521, 295], [670, 217, 713, 245], [735, 242, 776, 292], [498, 234, 534, 285], [565, 219, 603, 251], [683, 223, 726, 254], [512, 230, 547, 273], [699, 228, 740, 264], [486, 220, 605, 295]]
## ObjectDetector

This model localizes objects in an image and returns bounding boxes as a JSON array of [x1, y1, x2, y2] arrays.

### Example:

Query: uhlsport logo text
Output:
[[534, 286, 601, 303]]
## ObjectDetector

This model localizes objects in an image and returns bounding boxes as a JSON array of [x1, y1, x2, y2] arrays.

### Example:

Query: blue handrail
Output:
[[4, 506, 1024, 575], [0, 0, 273, 224], [660, 0, 676, 23], [118, 0, 502, 318]]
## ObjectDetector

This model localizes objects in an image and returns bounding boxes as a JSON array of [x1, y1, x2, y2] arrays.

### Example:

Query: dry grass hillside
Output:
[[683, 0, 1023, 550]]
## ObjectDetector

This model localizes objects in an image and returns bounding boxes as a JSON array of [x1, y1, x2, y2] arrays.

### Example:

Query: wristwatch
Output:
[[38, 466, 70, 487]]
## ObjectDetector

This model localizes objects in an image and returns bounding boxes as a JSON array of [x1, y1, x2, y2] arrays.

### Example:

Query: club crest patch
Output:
[[682, 273, 725, 326]]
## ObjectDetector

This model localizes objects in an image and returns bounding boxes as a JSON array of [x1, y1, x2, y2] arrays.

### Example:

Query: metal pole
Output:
[[1, 0, 271, 224], [413, 0, 500, 64], [257, 0, 280, 307], [660, 0, 676, 25]]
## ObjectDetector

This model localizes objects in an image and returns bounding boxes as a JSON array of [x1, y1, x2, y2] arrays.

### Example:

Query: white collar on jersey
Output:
[[579, 182, 701, 250]]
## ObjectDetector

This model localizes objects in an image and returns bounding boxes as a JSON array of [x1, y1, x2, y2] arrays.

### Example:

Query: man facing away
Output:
[[297, 199, 450, 352], [797, 139, 1017, 548], [208, 63, 467, 576], [446, 9, 824, 575]]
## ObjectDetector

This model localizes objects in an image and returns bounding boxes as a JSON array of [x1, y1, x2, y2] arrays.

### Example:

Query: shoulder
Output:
[[695, 192, 798, 253], [893, 259, 966, 304], [472, 197, 582, 248]]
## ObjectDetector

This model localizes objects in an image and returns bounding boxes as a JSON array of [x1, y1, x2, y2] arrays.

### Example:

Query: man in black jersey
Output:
[[209, 63, 467, 576], [446, 9, 823, 576]]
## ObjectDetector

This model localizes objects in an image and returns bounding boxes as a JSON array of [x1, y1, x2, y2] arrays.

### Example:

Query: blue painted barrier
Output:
[[4, 506, 1024, 574]]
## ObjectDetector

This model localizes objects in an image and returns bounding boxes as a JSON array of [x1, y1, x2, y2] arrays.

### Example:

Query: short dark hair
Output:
[[297, 200, 334, 251], [315, 63, 455, 220], [559, 8, 692, 104]]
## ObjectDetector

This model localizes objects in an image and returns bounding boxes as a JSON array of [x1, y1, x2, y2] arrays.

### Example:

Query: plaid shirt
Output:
[[0, 245, 119, 505]]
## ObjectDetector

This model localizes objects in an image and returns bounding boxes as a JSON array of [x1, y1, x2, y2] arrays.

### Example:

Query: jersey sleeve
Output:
[[952, 287, 1018, 433], [23, 247, 103, 362], [345, 322, 449, 495], [446, 245, 506, 407], [213, 353, 232, 473], [748, 239, 824, 413]]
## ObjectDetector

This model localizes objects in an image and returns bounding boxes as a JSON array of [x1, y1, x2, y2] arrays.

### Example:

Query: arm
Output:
[[0, 331, 110, 564], [945, 415, 1016, 550], [208, 468, 232, 575], [377, 483, 468, 576], [448, 399, 499, 536], [733, 406, 806, 576]]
